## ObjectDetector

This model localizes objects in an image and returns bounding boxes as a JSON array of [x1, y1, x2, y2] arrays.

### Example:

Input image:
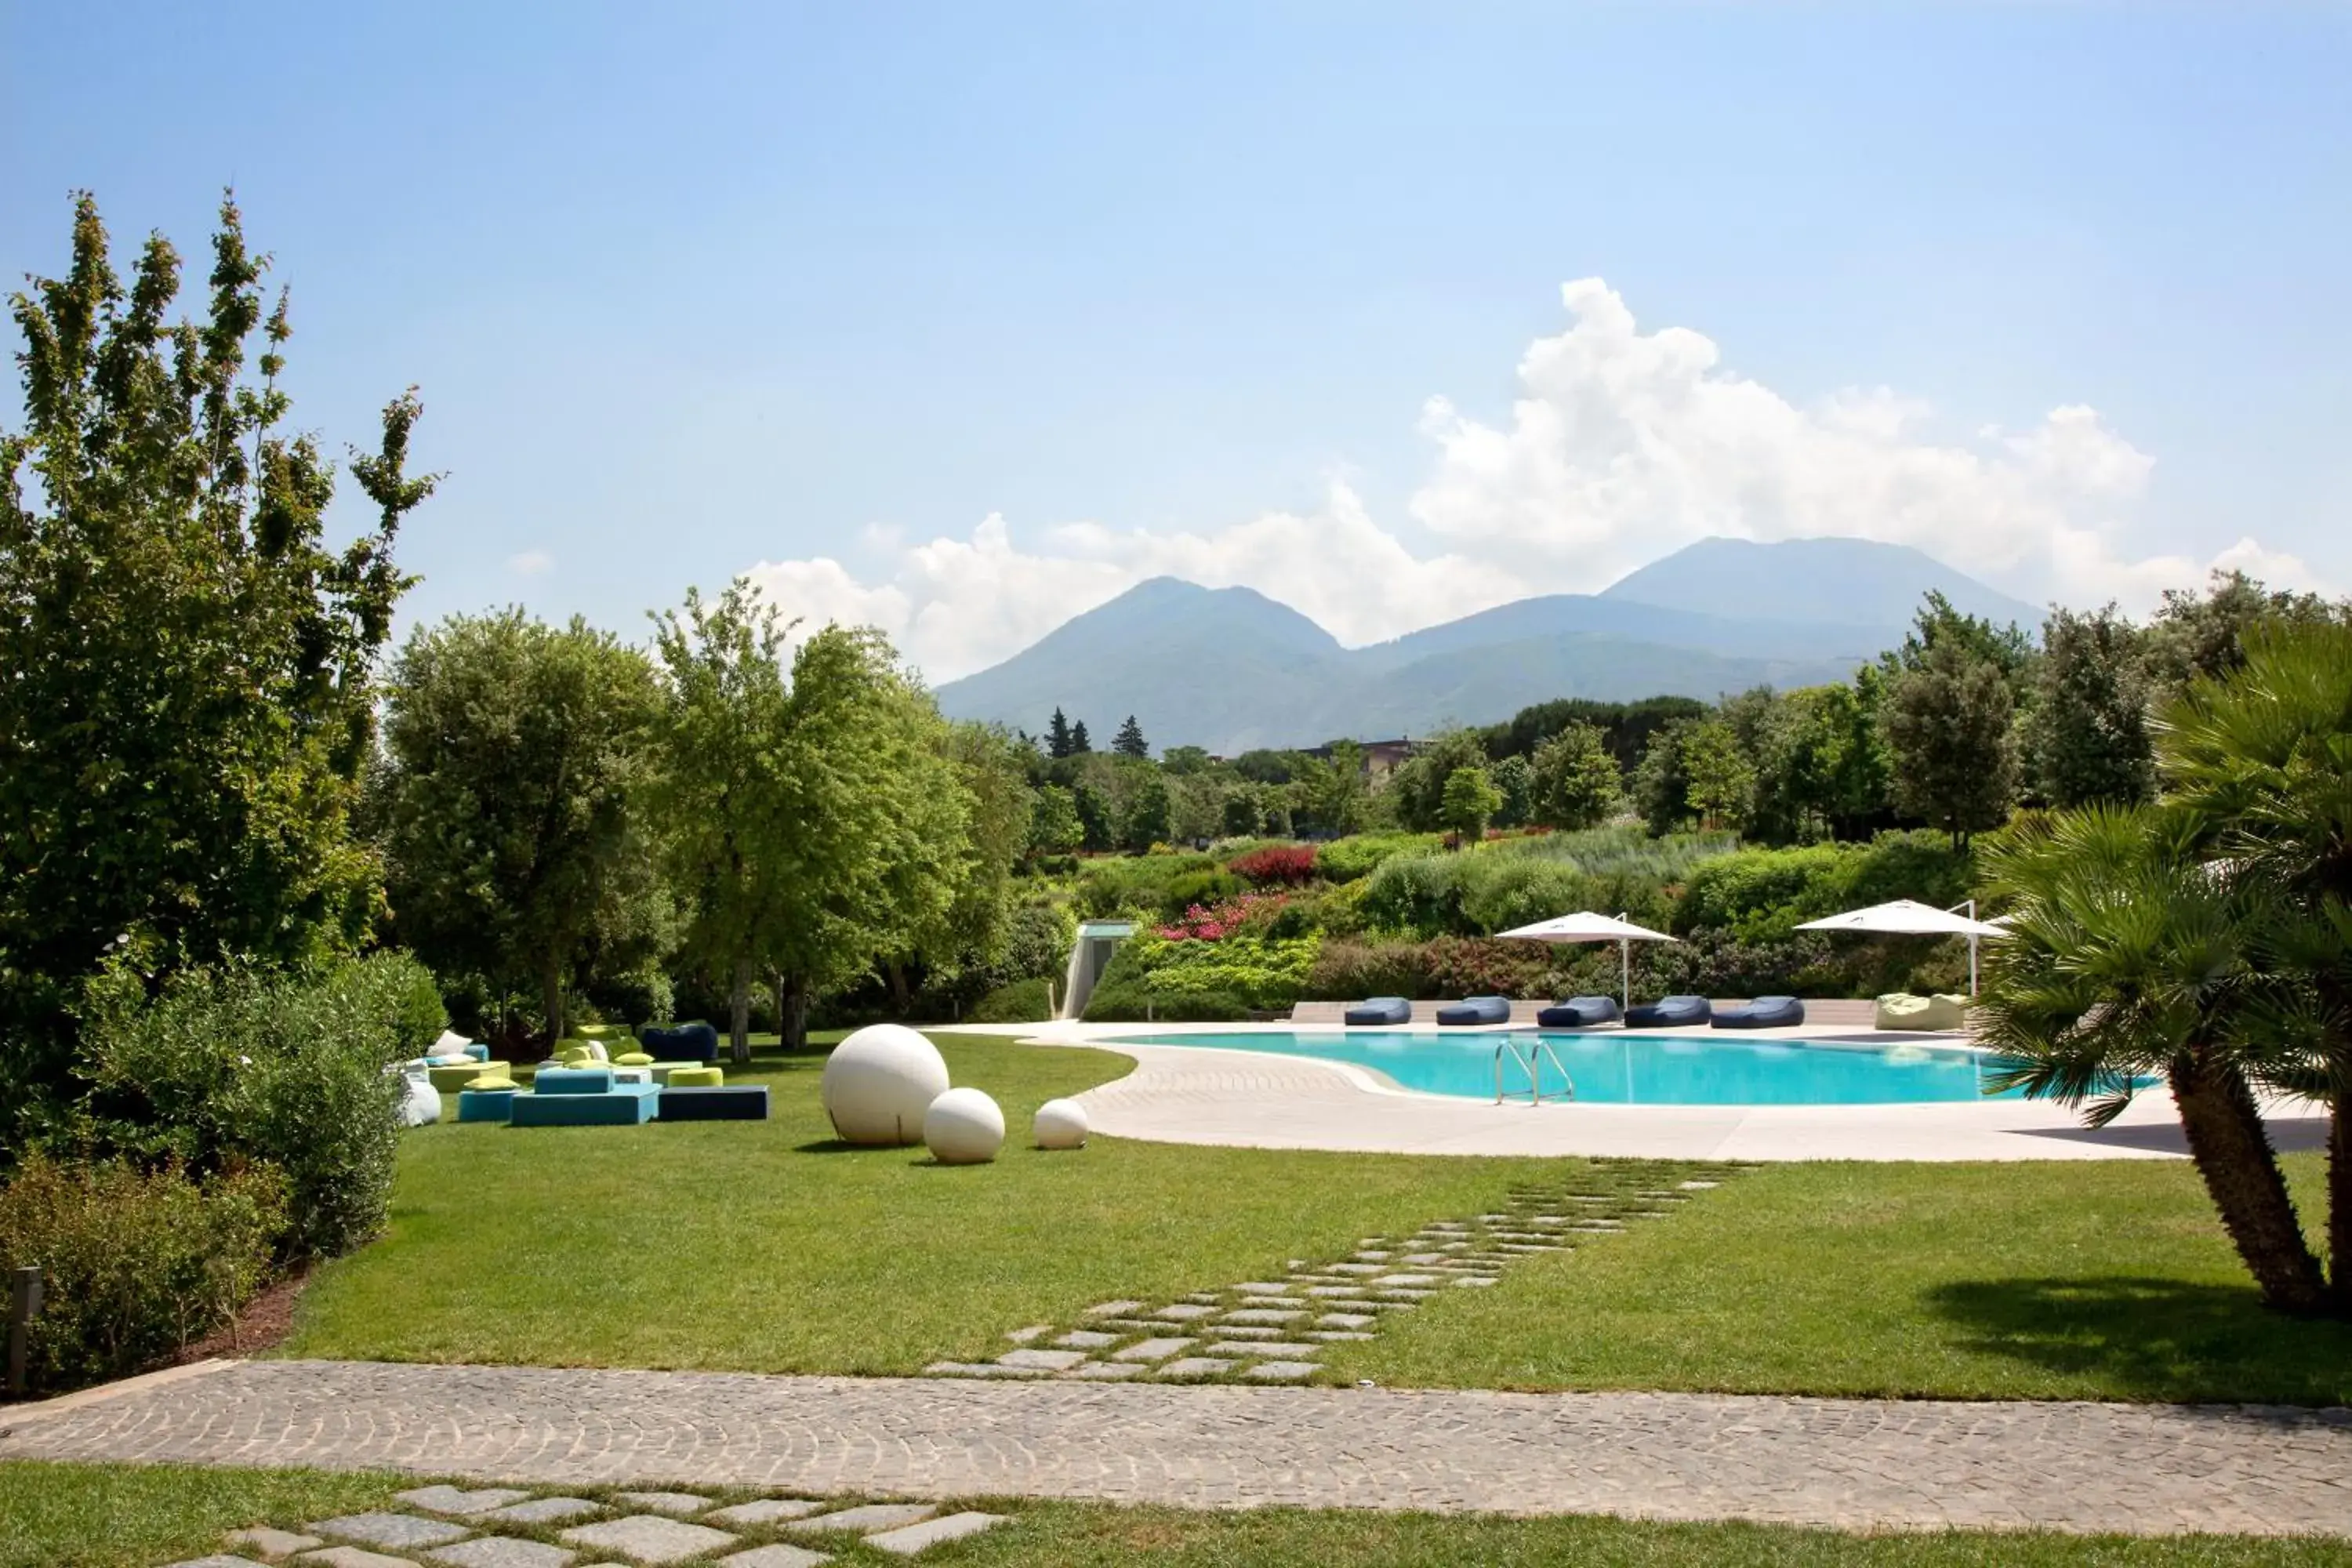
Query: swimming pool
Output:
[[1105, 1029, 2020, 1106]]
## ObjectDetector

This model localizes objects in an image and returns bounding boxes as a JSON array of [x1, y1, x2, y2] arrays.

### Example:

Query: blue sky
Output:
[[5, 3, 2347, 678]]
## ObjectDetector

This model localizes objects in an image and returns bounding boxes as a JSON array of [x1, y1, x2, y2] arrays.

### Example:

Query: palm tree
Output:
[[2156, 621, 2352, 1311], [1975, 805, 2328, 1313]]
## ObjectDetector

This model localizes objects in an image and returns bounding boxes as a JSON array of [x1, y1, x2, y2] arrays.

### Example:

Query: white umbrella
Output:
[[1794, 898, 2010, 994], [1497, 910, 1679, 1010]]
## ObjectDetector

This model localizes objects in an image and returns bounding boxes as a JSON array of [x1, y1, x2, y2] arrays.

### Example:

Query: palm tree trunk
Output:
[[2170, 1047, 2328, 1314], [728, 956, 752, 1065], [2330, 1092, 2352, 1316]]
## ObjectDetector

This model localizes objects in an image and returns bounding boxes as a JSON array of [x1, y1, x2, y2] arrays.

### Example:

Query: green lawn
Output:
[[281, 1032, 2352, 1403], [1332, 1152, 2352, 1405], [8, 1461, 2349, 1568]]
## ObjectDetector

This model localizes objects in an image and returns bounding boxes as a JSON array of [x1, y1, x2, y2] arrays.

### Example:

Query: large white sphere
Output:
[[822, 1024, 951, 1145], [924, 1087, 1006, 1165], [1033, 1098, 1090, 1150]]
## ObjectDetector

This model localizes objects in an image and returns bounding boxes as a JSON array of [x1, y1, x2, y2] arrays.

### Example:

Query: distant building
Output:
[[1305, 736, 1417, 781]]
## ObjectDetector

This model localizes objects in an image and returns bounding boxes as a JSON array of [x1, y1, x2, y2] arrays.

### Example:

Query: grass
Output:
[[284, 1030, 2352, 1403], [6, 1461, 2349, 1568], [1333, 1152, 2352, 1405], [286, 1033, 1567, 1374]]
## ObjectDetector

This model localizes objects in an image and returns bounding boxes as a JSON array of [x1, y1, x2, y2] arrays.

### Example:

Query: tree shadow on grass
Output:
[[1922, 1275, 2352, 1407]]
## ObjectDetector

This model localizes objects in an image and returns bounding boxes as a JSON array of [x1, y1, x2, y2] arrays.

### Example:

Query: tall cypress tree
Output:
[[1045, 706, 1073, 759], [1069, 718, 1092, 754], [1112, 714, 1149, 758]]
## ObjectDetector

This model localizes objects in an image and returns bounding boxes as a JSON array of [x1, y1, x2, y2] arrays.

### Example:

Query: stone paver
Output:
[[864, 1511, 1007, 1555], [398, 1487, 532, 1516], [310, 1514, 471, 1549], [783, 1502, 937, 1534], [1063, 1361, 1145, 1380], [713, 1547, 830, 1568], [477, 1497, 601, 1525], [164, 1559, 269, 1568], [300, 1551, 423, 1568], [703, 1499, 828, 1526], [423, 1541, 575, 1568], [994, 1348, 1087, 1372], [1155, 1357, 1236, 1377], [610, 1490, 710, 1515], [12, 1359, 2352, 1537], [229, 1529, 325, 1556], [560, 1515, 736, 1563], [1241, 1361, 1322, 1382]]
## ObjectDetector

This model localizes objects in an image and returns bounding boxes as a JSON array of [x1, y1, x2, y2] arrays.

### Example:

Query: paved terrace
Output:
[[4, 1359, 2348, 1537], [953, 1022, 2325, 1161]]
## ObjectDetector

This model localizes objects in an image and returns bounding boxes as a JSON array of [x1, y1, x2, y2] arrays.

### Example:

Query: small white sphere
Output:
[[822, 1024, 952, 1145], [924, 1087, 1006, 1165], [1033, 1097, 1090, 1150]]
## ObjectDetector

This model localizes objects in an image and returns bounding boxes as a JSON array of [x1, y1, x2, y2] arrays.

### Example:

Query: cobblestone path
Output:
[[927, 1158, 1746, 1385], [5, 1359, 2348, 1537]]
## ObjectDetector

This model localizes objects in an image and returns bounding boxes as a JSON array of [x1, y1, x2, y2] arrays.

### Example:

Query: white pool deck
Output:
[[953, 1019, 2328, 1163]]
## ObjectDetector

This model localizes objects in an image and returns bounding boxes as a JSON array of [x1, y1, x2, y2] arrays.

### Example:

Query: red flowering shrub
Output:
[[1228, 844, 1319, 887], [1157, 891, 1289, 942]]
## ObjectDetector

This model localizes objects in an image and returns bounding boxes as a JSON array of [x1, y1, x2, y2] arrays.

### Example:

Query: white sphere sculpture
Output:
[[822, 1024, 951, 1145], [924, 1087, 1006, 1165], [1033, 1097, 1090, 1150]]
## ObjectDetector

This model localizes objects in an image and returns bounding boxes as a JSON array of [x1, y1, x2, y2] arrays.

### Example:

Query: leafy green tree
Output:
[[1073, 782, 1116, 851], [1231, 749, 1308, 785], [877, 720, 1032, 1014], [2145, 569, 2348, 691], [1528, 722, 1621, 829], [379, 612, 662, 1048], [1489, 753, 1533, 829], [1221, 786, 1264, 838], [1439, 767, 1504, 842], [1882, 639, 2019, 848], [1294, 742, 1369, 836], [2026, 604, 2154, 808], [1818, 670, 1896, 840], [1161, 745, 1214, 775], [755, 625, 972, 1049], [1117, 770, 1173, 850], [1679, 720, 1758, 832], [1886, 590, 2039, 692], [1029, 785, 1085, 858], [0, 192, 436, 1127], [1976, 804, 2328, 1313], [1633, 719, 1699, 836], [1112, 715, 1150, 758], [1389, 731, 1490, 833], [2160, 621, 2352, 1310]]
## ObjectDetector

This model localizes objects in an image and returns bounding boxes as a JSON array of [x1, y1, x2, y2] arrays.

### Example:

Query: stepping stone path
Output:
[[924, 1157, 1747, 1386], [161, 1485, 1010, 1568]]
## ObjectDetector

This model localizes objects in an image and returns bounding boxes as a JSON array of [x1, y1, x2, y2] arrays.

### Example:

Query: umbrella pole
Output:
[[1621, 938, 1630, 1011], [1969, 935, 1979, 996]]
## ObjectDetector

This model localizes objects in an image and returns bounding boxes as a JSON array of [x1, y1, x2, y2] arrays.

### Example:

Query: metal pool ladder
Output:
[[1494, 1034, 1574, 1105]]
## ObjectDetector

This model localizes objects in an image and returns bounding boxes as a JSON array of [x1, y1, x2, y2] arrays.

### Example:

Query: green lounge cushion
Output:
[[426, 1062, 492, 1093], [614, 1051, 655, 1066], [667, 1065, 724, 1088]]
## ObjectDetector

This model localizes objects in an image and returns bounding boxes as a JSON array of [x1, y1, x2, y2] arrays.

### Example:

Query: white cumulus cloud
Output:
[[733, 279, 2328, 684], [508, 549, 555, 576]]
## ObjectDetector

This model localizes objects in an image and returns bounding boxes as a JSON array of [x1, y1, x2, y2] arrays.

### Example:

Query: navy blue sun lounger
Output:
[[1344, 996, 1411, 1025], [1536, 996, 1621, 1029], [1623, 994, 1711, 1028], [1435, 995, 1511, 1026], [1713, 996, 1805, 1029]]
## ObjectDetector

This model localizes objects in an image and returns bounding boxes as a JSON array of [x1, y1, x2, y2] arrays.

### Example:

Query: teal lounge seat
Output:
[[456, 1086, 519, 1123], [510, 1081, 659, 1126], [535, 1065, 615, 1095]]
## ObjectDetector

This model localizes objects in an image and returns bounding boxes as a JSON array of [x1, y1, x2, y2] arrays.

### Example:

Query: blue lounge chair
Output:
[[1435, 995, 1511, 1026], [1537, 996, 1621, 1029], [1624, 995, 1711, 1028], [1344, 996, 1411, 1025], [1714, 996, 1805, 1029], [640, 1022, 720, 1064]]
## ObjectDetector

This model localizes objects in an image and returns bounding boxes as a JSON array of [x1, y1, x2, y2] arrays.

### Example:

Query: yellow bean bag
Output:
[[667, 1065, 724, 1088], [1875, 993, 1966, 1030]]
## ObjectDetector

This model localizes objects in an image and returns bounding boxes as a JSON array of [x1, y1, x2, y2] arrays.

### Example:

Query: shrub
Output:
[[1456, 857, 1590, 936], [968, 978, 1054, 1023], [1302, 939, 1439, 1000], [1227, 844, 1319, 886], [1313, 832, 1444, 883], [1672, 831, 1973, 942], [0, 1152, 285, 1396], [1142, 935, 1320, 1007], [1081, 982, 1250, 1022], [78, 951, 442, 1260], [1359, 851, 1472, 938], [1158, 869, 1243, 920], [1634, 928, 1848, 998], [1073, 853, 1225, 919]]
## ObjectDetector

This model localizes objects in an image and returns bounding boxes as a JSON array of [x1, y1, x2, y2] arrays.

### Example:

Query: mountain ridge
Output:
[[932, 537, 2046, 753]]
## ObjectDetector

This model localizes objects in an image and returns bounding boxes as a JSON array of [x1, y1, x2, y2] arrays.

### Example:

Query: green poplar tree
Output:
[[0, 192, 435, 1122], [1528, 722, 1622, 830], [1882, 638, 2020, 848]]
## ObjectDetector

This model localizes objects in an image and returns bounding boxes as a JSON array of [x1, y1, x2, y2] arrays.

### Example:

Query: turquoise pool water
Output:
[[1109, 1029, 2017, 1106]]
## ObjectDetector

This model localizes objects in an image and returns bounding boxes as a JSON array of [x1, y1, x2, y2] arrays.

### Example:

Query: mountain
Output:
[[931, 538, 2045, 753], [1601, 536, 2044, 631]]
